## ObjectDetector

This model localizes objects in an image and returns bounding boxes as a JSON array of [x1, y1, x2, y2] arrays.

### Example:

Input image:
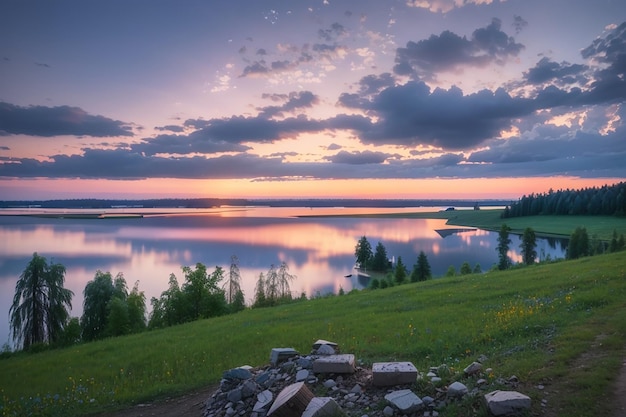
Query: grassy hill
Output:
[[1, 251, 625, 416]]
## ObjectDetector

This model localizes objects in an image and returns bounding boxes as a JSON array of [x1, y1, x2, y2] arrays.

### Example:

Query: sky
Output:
[[0, 0, 625, 201]]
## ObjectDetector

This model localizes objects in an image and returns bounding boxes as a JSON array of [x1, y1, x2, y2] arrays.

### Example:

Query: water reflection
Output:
[[0, 207, 567, 346]]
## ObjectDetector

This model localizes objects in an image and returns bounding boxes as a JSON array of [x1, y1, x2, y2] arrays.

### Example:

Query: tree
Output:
[[371, 242, 389, 272], [446, 265, 456, 277], [472, 263, 482, 274], [224, 255, 242, 304], [81, 271, 126, 341], [460, 262, 472, 275], [567, 227, 589, 259], [497, 224, 512, 270], [394, 256, 408, 284], [277, 261, 296, 299], [10, 253, 73, 350], [411, 251, 431, 282], [253, 272, 267, 307], [126, 281, 146, 333], [520, 227, 537, 265], [354, 236, 373, 269]]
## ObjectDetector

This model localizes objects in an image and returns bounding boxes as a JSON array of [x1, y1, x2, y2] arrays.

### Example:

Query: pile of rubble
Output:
[[203, 340, 531, 417]]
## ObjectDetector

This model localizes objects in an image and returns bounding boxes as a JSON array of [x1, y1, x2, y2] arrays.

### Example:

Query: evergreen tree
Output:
[[224, 255, 242, 304], [394, 256, 407, 284], [253, 272, 267, 307], [520, 227, 537, 265], [446, 265, 456, 277], [460, 262, 472, 275], [354, 236, 373, 270], [411, 251, 431, 282], [371, 242, 389, 272], [497, 224, 512, 270], [472, 263, 482, 274]]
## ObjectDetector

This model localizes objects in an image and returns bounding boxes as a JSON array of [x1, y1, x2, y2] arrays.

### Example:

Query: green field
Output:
[[1, 249, 625, 416], [325, 209, 626, 240]]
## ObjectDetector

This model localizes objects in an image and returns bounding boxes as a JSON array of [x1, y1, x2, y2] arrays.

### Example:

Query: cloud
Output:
[[393, 19, 524, 80], [522, 58, 588, 86], [405, 0, 509, 14], [155, 125, 185, 133], [0, 102, 133, 137], [258, 91, 319, 117], [326, 150, 391, 164]]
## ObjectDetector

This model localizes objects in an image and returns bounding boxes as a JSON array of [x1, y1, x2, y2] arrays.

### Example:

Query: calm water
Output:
[[0, 207, 567, 347]]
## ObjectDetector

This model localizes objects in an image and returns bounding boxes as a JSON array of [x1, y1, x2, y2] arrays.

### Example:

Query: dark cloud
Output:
[[523, 58, 588, 86], [326, 150, 390, 164], [340, 81, 533, 150], [256, 48, 267, 55], [512, 15, 528, 34], [0, 102, 133, 137], [155, 125, 185, 133], [0, 146, 9, 151], [131, 132, 250, 156], [393, 19, 524, 80], [326, 143, 342, 151], [257, 91, 319, 117], [318, 22, 346, 42], [35, 62, 51, 68]]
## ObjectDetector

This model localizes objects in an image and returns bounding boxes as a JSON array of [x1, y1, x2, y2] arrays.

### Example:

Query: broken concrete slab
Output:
[[484, 390, 531, 416], [270, 348, 299, 366], [384, 389, 424, 413], [312, 354, 356, 374], [372, 361, 418, 386], [302, 397, 345, 417]]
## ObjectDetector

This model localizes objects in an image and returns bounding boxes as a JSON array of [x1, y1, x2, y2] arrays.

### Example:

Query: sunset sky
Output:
[[1, 0, 625, 200]]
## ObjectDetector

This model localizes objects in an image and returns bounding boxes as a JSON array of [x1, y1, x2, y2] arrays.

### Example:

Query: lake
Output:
[[0, 206, 567, 347]]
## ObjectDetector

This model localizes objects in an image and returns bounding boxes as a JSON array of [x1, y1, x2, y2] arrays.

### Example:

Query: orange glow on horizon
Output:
[[0, 176, 622, 201]]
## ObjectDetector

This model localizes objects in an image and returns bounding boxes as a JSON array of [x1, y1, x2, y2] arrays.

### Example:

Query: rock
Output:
[[384, 389, 424, 413], [223, 367, 253, 381], [296, 369, 310, 382], [372, 362, 418, 386], [383, 405, 395, 416], [323, 379, 336, 388], [463, 362, 482, 376], [431, 377, 442, 383], [242, 380, 258, 398], [447, 381, 468, 398], [350, 384, 362, 394], [484, 390, 531, 416], [312, 354, 356, 374], [312, 339, 339, 350], [227, 388, 242, 403], [426, 371, 437, 378], [317, 345, 336, 355], [477, 378, 487, 386], [253, 390, 273, 412], [267, 382, 314, 417], [270, 348, 299, 366], [302, 397, 345, 417]]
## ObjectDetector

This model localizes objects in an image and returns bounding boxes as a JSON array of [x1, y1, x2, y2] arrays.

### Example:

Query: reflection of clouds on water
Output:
[[0, 210, 567, 347]]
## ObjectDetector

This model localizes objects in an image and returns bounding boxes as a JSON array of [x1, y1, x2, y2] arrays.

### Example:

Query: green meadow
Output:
[[1, 212, 626, 416]]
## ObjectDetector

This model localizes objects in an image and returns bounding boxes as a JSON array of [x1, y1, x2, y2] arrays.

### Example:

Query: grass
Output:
[[323, 209, 626, 240], [1, 251, 625, 416]]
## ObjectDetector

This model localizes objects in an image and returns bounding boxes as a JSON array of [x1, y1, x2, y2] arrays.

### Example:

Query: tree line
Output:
[[7, 253, 304, 352], [502, 182, 626, 218]]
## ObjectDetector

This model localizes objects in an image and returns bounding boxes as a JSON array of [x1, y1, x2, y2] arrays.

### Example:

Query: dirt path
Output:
[[613, 356, 626, 417], [90, 385, 216, 417]]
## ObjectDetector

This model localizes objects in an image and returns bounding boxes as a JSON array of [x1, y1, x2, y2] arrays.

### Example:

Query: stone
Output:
[[312, 340, 338, 350], [227, 389, 242, 403], [372, 362, 418, 387], [447, 381, 468, 398], [270, 348, 299, 366], [296, 369, 310, 382], [431, 377, 442, 383], [484, 390, 531, 416], [253, 390, 273, 412], [302, 397, 345, 417], [384, 389, 424, 413], [323, 379, 336, 388], [241, 380, 257, 398], [223, 367, 253, 381], [312, 354, 356, 374], [317, 345, 336, 355], [463, 362, 482, 376], [383, 406, 395, 416]]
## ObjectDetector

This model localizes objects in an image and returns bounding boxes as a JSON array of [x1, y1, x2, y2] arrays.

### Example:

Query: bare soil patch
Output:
[[90, 385, 216, 417]]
